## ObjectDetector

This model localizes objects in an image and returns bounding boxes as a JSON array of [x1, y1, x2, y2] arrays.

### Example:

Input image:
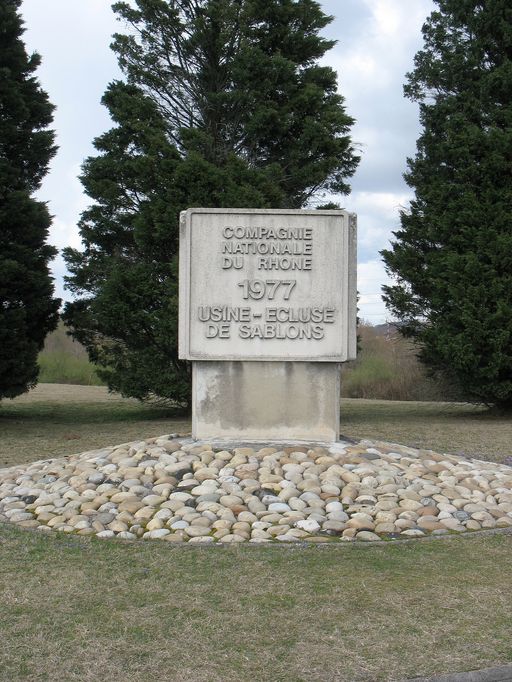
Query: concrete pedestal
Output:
[[192, 361, 340, 442]]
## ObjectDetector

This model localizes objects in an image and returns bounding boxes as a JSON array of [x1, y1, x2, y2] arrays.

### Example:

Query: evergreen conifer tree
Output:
[[382, 0, 512, 409], [0, 0, 60, 400], [64, 0, 358, 406]]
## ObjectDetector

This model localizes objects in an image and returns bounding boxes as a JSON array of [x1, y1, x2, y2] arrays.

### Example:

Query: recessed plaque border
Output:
[[179, 208, 357, 362]]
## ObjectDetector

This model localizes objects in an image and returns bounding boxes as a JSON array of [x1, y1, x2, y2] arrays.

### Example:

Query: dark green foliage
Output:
[[382, 0, 512, 409], [64, 0, 358, 407], [0, 0, 60, 400]]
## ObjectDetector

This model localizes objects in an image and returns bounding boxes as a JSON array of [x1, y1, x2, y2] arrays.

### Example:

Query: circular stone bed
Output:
[[1, 437, 512, 543]]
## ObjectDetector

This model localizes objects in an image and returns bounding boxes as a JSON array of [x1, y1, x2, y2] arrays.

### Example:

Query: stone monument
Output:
[[179, 208, 357, 441]]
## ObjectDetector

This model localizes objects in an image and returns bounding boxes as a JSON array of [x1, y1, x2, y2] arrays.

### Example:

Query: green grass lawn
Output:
[[0, 384, 511, 681], [38, 351, 105, 386], [1, 525, 511, 682], [0, 384, 190, 468], [341, 398, 512, 464], [0, 384, 510, 467]]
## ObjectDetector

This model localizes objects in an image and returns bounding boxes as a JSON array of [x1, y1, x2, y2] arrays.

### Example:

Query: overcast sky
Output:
[[20, 0, 435, 324]]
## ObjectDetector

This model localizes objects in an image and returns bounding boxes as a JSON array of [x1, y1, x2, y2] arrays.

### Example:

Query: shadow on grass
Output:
[[343, 399, 499, 423], [0, 400, 189, 425]]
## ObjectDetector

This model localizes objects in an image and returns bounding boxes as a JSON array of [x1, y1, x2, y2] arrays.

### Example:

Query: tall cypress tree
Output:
[[0, 0, 60, 400], [382, 0, 512, 409], [63, 0, 358, 407]]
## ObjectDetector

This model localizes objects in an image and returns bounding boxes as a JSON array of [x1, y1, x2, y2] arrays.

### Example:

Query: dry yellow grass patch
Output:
[[1, 385, 510, 467], [0, 527, 511, 682]]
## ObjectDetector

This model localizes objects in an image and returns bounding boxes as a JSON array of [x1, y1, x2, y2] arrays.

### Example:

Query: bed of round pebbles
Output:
[[1, 436, 512, 543]]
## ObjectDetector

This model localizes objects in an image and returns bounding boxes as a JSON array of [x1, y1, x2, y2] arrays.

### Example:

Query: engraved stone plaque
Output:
[[179, 208, 357, 362]]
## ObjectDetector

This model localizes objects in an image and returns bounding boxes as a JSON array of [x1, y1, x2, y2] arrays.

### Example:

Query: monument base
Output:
[[192, 361, 340, 442]]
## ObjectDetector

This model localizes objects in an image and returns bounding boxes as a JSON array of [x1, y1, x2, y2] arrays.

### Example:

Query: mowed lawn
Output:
[[0, 383, 510, 467], [0, 384, 511, 682]]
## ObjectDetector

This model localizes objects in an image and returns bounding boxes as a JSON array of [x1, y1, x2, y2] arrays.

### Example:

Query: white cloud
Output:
[[371, 0, 403, 36], [40, 163, 87, 257], [366, 0, 430, 39], [348, 190, 409, 257], [357, 259, 394, 323], [49, 253, 70, 304], [351, 191, 409, 219], [49, 218, 82, 252], [329, 0, 433, 101]]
